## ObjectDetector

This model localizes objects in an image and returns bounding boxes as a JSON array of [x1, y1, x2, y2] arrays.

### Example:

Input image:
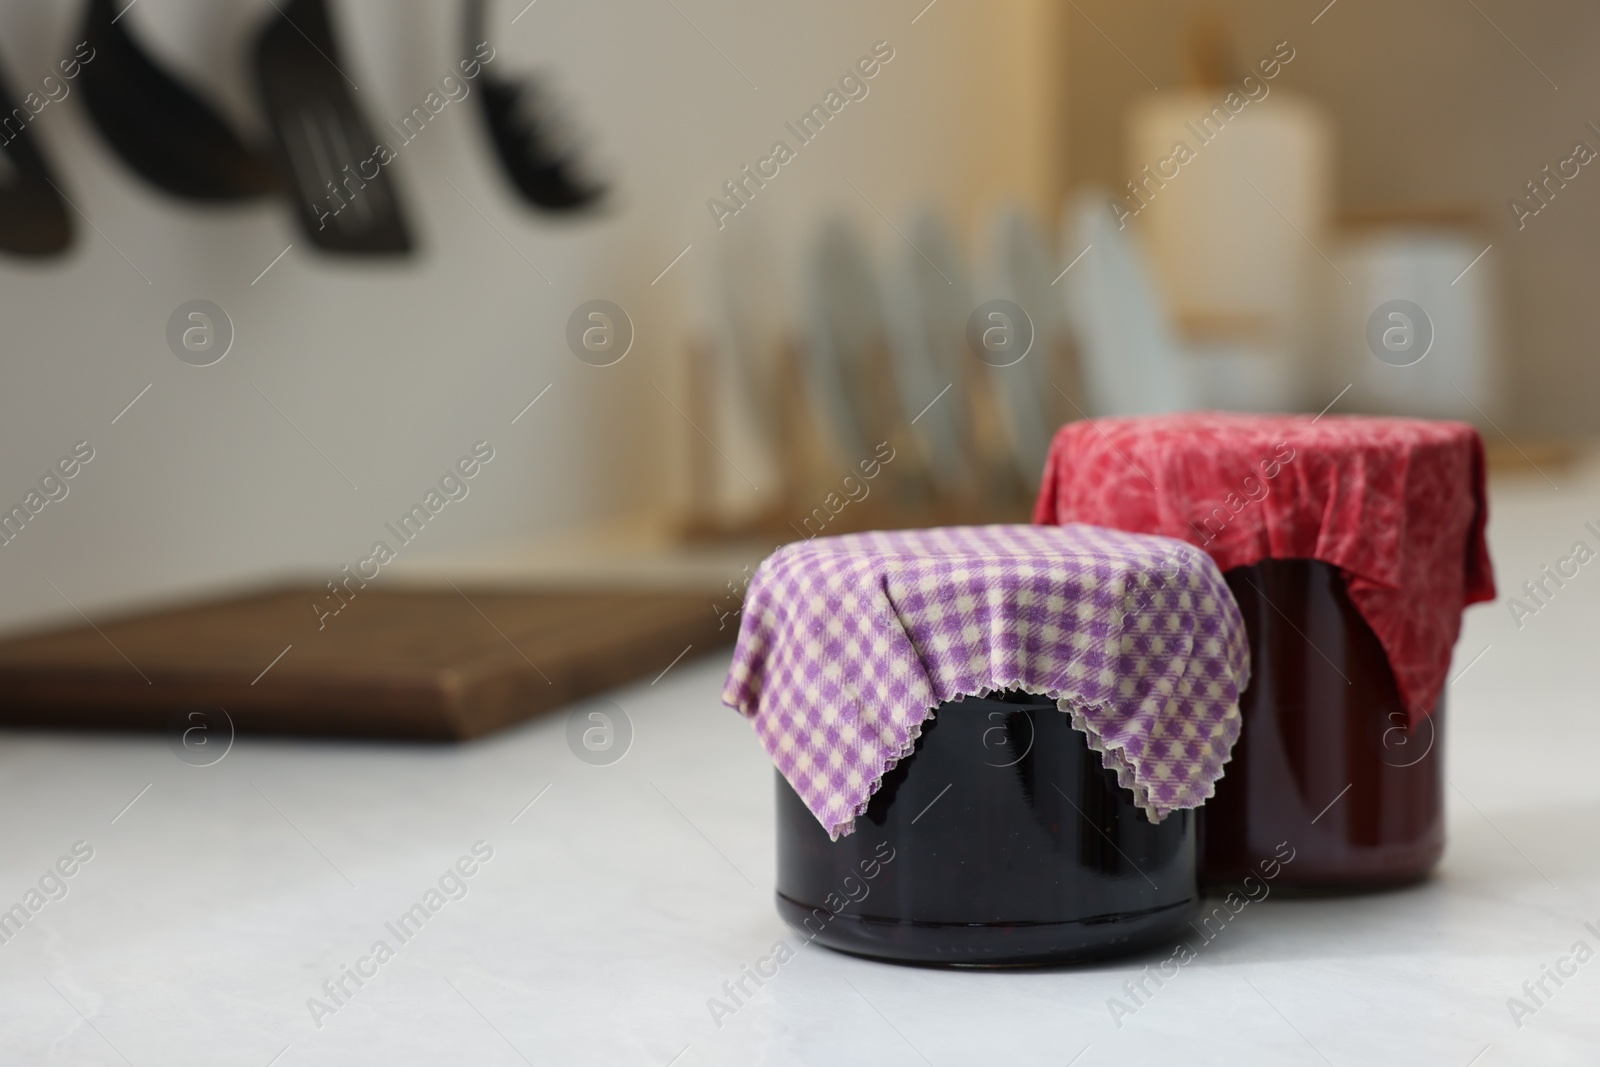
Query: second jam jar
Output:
[[1201, 558, 1444, 887], [1033, 413, 1496, 890]]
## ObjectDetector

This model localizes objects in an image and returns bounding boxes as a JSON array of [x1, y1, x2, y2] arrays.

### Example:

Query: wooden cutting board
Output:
[[0, 585, 735, 740]]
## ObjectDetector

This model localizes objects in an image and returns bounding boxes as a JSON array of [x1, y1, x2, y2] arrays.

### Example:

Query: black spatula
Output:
[[467, 0, 604, 213], [0, 49, 72, 257], [254, 0, 412, 254], [78, 0, 277, 201]]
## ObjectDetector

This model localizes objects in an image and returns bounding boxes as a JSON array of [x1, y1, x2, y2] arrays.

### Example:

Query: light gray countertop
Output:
[[1, 463, 1597, 1066]]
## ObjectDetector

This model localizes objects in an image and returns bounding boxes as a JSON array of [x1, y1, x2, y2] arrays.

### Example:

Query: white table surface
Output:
[[2, 462, 1598, 1067]]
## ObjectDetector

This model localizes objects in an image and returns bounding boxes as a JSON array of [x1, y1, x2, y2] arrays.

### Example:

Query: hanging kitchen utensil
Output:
[[0, 48, 72, 257], [466, 0, 605, 212], [254, 0, 413, 254], [78, 0, 276, 202]]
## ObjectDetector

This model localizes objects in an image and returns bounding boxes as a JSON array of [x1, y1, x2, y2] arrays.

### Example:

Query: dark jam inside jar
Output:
[[774, 691, 1199, 966], [1200, 559, 1445, 890]]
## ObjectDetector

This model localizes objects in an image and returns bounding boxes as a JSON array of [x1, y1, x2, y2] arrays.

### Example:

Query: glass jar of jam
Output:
[[775, 691, 1199, 966], [1199, 559, 1444, 889], [1031, 414, 1493, 890]]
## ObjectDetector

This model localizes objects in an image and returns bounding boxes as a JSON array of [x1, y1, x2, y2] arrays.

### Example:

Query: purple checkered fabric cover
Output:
[[722, 525, 1251, 839]]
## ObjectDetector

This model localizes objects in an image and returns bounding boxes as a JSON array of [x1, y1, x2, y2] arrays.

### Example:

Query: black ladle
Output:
[[78, 0, 277, 201], [466, 0, 604, 212], [0, 49, 72, 257]]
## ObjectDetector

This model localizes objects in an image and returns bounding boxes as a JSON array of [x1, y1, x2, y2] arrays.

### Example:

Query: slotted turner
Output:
[[254, 0, 413, 253]]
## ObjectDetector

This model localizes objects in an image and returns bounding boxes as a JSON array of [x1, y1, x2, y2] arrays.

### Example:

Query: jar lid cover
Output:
[[1034, 413, 1495, 722], [722, 524, 1250, 839]]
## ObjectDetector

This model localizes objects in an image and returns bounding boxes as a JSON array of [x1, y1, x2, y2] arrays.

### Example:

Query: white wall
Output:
[[0, 0, 1033, 632]]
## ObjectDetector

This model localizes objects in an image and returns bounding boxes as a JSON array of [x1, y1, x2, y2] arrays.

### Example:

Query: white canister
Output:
[[1330, 222, 1500, 421], [1124, 89, 1335, 409]]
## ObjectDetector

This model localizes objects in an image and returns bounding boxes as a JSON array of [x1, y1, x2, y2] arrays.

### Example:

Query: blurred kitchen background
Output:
[[0, 0, 1590, 633]]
